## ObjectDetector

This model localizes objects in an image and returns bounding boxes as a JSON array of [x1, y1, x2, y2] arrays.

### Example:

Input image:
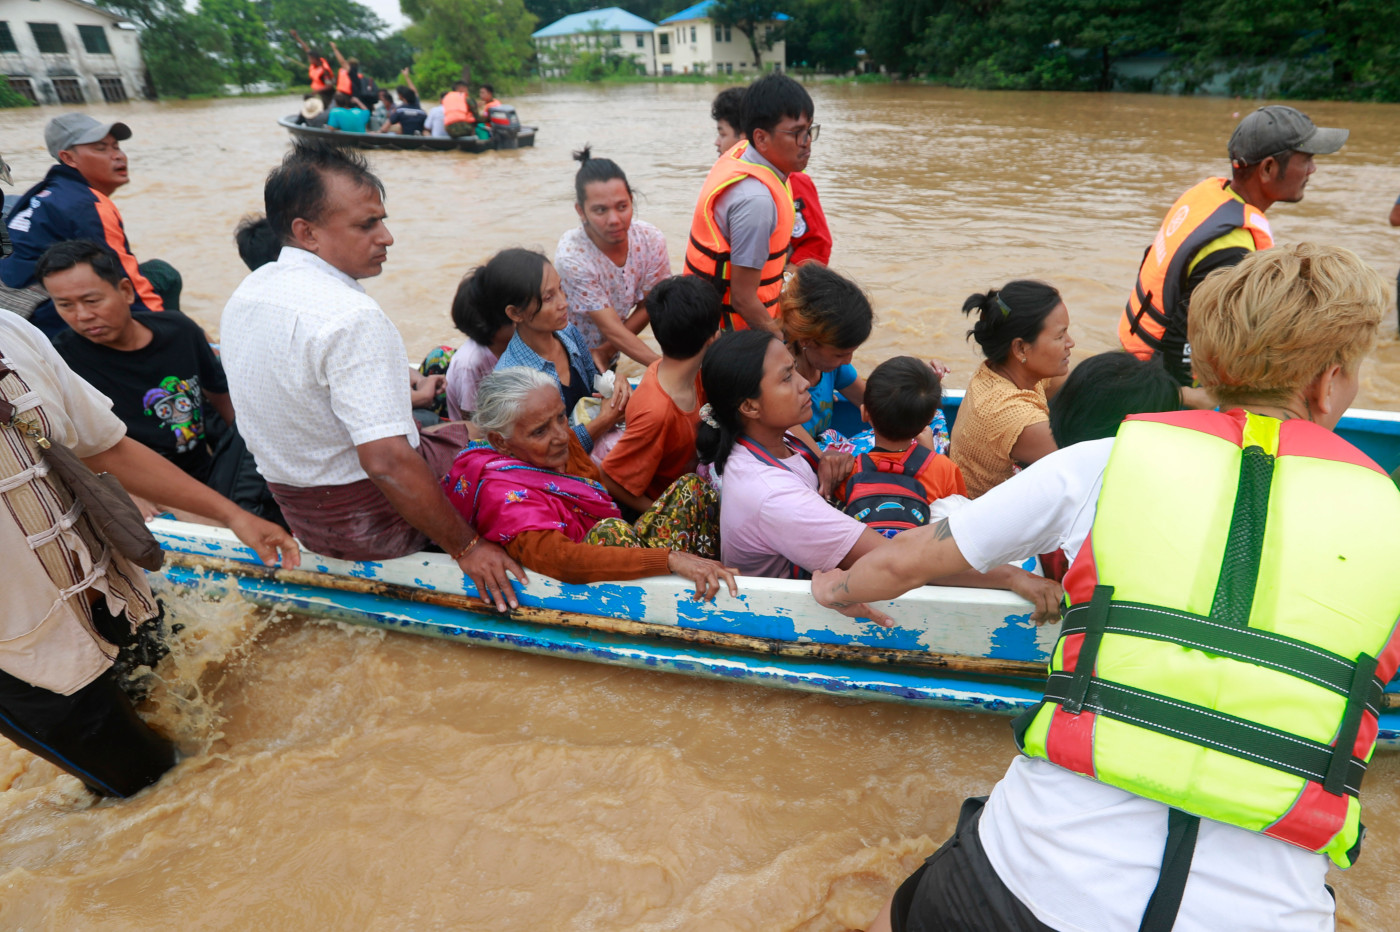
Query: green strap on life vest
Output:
[[1057, 601, 1387, 712], [1046, 426, 1378, 800]]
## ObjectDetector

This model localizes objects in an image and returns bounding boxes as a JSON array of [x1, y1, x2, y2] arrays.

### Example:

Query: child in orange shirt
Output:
[[600, 276, 721, 514], [840, 356, 966, 537]]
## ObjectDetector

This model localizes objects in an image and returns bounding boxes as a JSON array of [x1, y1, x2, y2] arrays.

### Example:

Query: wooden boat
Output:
[[277, 115, 537, 152], [147, 399, 1400, 747]]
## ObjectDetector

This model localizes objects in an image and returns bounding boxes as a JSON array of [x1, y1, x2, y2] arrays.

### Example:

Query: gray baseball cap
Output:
[[44, 113, 131, 160], [1228, 106, 1348, 166]]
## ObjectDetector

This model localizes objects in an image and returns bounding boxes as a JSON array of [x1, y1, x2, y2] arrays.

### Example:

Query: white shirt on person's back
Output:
[[947, 438, 1334, 932], [220, 246, 418, 488]]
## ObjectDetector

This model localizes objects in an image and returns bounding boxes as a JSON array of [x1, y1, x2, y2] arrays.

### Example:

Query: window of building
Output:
[[0, 22, 16, 53], [715, 25, 722, 42], [79, 24, 111, 54], [7, 76, 36, 103], [725, 62, 733, 74], [51, 76, 83, 103], [662, 63, 672, 75], [689, 26, 696, 43], [635, 33, 644, 48], [97, 75, 125, 102], [29, 22, 66, 53], [727, 26, 733, 41], [659, 33, 669, 53], [611, 32, 621, 48]]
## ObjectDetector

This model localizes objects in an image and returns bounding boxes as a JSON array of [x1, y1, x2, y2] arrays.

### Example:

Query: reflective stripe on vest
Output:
[[1119, 178, 1273, 358], [442, 91, 471, 125], [683, 140, 794, 331], [1015, 409, 1400, 869]]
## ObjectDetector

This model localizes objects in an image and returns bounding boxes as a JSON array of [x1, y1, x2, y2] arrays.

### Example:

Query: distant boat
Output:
[[278, 115, 537, 152]]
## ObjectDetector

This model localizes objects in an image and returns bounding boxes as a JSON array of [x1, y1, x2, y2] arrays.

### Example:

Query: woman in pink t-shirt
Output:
[[699, 331, 1057, 607], [697, 330, 882, 579]]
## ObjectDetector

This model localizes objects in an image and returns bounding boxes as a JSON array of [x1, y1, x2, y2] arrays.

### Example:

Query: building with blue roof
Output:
[[655, 1, 786, 77], [532, 7, 659, 76]]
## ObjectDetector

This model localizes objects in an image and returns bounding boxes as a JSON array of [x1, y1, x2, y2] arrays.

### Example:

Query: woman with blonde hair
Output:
[[816, 243, 1400, 932]]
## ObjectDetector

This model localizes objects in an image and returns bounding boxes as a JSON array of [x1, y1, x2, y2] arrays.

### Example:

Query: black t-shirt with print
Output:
[[390, 106, 428, 135], [54, 310, 228, 481]]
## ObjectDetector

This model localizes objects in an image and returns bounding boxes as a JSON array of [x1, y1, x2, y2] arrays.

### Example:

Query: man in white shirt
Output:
[[813, 244, 1396, 932], [220, 142, 525, 611], [424, 104, 448, 138]]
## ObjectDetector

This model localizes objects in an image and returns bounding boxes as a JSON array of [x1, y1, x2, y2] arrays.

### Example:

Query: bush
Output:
[[0, 82, 32, 108]]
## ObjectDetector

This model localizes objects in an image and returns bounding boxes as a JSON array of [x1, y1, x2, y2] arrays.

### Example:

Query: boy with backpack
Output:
[[842, 356, 965, 537]]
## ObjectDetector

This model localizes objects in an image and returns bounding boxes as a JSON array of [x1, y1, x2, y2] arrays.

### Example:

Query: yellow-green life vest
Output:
[[1016, 409, 1400, 869]]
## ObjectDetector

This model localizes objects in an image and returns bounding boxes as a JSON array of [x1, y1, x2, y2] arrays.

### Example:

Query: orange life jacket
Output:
[[336, 67, 352, 95], [683, 141, 794, 331], [480, 97, 502, 114], [441, 91, 473, 125], [308, 58, 333, 92], [1120, 177, 1273, 359]]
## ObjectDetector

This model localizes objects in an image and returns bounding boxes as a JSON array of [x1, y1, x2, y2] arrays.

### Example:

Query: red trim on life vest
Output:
[[1264, 779, 1349, 853], [1063, 530, 1098, 606], [1045, 705, 1098, 778], [1126, 408, 1245, 446], [1276, 419, 1387, 476], [1374, 620, 1400, 685], [1352, 712, 1379, 762]]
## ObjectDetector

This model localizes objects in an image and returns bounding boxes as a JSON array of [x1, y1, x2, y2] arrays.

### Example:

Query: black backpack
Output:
[[843, 446, 933, 538]]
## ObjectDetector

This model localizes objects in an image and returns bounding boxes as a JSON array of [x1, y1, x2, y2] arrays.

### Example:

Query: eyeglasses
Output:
[[775, 123, 820, 145]]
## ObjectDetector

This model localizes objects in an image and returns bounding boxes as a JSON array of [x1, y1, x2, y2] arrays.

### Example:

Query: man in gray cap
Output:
[[0, 113, 177, 339], [1120, 105, 1348, 387]]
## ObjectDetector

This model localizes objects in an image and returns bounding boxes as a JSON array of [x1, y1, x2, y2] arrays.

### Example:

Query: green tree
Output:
[[710, 0, 784, 68], [339, 31, 416, 83], [97, 0, 229, 96], [782, 0, 863, 73], [401, 0, 539, 86], [202, 0, 286, 90]]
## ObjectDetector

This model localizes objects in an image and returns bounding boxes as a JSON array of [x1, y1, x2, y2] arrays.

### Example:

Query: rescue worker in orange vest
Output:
[[684, 73, 815, 335], [441, 80, 476, 138], [290, 30, 334, 94], [1121, 105, 1348, 386], [477, 84, 502, 116], [329, 41, 358, 97]]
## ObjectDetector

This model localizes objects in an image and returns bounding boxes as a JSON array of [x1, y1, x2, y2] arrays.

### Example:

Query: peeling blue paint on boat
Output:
[[988, 612, 1045, 661], [146, 518, 1400, 747]]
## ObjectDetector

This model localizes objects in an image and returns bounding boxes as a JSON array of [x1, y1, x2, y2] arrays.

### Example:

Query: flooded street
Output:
[[0, 84, 1397, 930]]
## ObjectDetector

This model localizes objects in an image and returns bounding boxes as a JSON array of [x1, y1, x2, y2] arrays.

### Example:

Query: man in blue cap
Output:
[[1, 113, 180, 338]]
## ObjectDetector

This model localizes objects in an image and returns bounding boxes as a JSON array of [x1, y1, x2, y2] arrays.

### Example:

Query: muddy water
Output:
[[0, 86, 1397, 930]]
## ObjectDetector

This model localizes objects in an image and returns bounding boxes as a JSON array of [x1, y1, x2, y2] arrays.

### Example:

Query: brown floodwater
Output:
[[0, 85, 1397, 930]]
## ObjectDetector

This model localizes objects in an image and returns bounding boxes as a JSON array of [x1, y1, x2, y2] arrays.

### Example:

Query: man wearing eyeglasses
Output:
[[1120, 105, 1348, 386], [685, 73, 818, 334]]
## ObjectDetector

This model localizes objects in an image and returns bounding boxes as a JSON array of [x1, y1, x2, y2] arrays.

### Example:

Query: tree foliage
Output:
[[401, 0, 539, 87], [98, 0, 229, 96], [792, 0, 1400, 100], [781, 0, 861, 73], [201, 0, 286, 90]]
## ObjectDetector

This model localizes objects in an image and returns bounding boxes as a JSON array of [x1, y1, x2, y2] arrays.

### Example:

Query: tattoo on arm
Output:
[[931, 518, 953, 541]]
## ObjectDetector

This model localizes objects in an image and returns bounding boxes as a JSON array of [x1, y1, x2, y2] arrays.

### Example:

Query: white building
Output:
[[0, 0, 146, 105], [655, 1, 786, 77], [532, 7, 658, 78]]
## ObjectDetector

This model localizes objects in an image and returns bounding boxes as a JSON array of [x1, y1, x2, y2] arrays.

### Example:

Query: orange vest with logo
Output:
[[442, 91, 472, 125], [1120, 178, 1273, 358], [309, 58, 333, 92], [683, 141, 794, 331]]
